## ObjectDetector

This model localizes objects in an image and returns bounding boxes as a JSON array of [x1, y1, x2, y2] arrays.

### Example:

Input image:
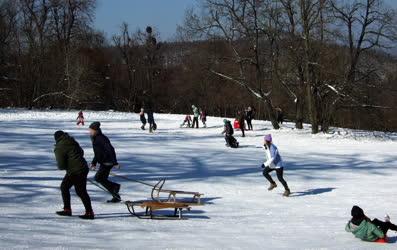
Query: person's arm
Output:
[[264, 146, 276, 167], [54, 146, 67, 170], [345, 221, 352, 232], [91, 138, 105, 165]]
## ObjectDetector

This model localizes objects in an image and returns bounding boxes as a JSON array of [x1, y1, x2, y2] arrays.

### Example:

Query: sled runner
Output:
[[125, 200, 191, 219], [151, 179, 203, 204]]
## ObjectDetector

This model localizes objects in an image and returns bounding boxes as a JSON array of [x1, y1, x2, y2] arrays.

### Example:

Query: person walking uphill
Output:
[[261, 134, 290, 197], [54, 131, 94, 220], [192, 105, 200, 128], [89, 122, 121, 203]]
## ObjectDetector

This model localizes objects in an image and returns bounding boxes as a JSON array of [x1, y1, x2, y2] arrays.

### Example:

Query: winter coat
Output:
[[77, 111, 84, 119], [192, 106, 200, 118], [54, 133, 88, 175], [345, 220, 384, 242], [91, 131, 118, 166], [222, 121, 234, 136], [263, 143, 283, 168], [200, 111, 207, 121], [246, 110, 254, 120], [238, 113, 245, 128]]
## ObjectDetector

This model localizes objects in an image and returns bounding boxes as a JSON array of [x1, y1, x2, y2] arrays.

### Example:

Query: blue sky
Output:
[[94, 0, 397, 41], [94, 0, 197, 41]]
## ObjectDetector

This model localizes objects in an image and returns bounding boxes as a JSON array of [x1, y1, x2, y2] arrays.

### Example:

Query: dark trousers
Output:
[[263, 166, 289, 190], [61, 170, 92, 212], [246, 119, 253, 130], [192, 117, 199, 128], [95, 164, 119, 196], [372, 219, 397, 235]]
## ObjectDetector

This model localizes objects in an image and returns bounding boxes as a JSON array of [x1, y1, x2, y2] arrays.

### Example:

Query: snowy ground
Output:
[[0, 109, 396, 250]]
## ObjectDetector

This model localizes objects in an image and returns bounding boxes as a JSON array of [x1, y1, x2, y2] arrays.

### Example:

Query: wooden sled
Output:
[[151, 179, 204, 204], [125, 200, 191, 219]]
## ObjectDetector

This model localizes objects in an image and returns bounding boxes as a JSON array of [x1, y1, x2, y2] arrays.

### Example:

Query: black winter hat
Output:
[[351, 205, 364, 218], [54, 130, 65, 141], [89, 122, 101, 131]]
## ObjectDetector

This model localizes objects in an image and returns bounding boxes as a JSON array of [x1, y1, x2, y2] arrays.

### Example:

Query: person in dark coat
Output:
[[200, 109, 207, 128], [275, 107, 284, 125], [221, 119, 239, 148], [245, 106, 254, 130], [237, 111, 245, 137], [54, 130, 94, 219], [89, 122, 121, 203]]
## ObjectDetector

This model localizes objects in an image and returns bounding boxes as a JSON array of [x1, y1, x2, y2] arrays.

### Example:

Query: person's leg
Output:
[[60, 174, 74, 210], [196, 117, 199, 128], [95, 165, 116, 193], [241, 126, 245, 137], [72, 170, 93, 213], [275, 168, 290, 191], [262, 167, 276, 185], [372, 218, 397, 235]]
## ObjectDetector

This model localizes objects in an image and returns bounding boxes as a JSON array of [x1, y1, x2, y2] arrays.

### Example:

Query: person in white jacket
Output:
[[261, 134, 291, 197]]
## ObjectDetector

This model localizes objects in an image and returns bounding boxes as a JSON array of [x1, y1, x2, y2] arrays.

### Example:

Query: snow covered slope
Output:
[[0, 109, 396, 249]]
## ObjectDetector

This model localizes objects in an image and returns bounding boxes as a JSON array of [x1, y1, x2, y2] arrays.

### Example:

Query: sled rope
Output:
[[109, 172, 162, 188]]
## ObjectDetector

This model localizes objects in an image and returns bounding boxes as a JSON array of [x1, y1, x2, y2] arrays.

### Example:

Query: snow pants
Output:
[[372, 219, 397, 235], [61, 170, 92, 212], [262, 166, 289, 191]]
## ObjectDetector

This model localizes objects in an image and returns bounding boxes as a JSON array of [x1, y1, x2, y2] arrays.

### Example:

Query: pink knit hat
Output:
[[264, 134, 272, 142]]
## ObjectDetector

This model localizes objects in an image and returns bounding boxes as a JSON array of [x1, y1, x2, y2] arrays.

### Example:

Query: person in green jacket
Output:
[[54, 130, 94, 220], [345, 205, 397, 242]]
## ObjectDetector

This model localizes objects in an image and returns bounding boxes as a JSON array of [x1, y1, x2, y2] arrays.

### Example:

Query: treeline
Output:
[[0, 0, 396, 132]]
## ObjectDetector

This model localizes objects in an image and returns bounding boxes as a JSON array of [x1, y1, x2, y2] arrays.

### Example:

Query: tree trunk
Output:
[[295, 96, 304, 129]]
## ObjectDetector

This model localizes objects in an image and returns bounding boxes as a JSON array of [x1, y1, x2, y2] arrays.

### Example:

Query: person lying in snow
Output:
[[54, 130, 94, 220], [180, 114, 192, 128], [222, 119, 239, 148], [261, 134, 290, 197], [346, 205, 397, 243]]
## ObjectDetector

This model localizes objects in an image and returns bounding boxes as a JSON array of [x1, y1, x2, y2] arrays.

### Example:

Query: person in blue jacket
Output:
[[261, 134, 291, 196]]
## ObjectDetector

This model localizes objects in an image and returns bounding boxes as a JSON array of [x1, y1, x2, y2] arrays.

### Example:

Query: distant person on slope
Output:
[[147, 109, 157, 133], [89, 122, 121, 203], [237, 111, 246, 137], [346, 205, 397, 243], [261, 134, 290, 197], [139, 108, 147, 130], [76, 110, 85, 126], [54, 130, 94, 220], [200, 109, 207, 128], [180, 114, 192, 128], [222, 119, 239, 148], [192, 105, 200, 128], [245, 106, 254, 130]]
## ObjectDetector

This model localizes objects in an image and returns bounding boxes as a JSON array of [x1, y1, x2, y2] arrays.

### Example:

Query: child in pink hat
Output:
[[261, 134, 291, 196]]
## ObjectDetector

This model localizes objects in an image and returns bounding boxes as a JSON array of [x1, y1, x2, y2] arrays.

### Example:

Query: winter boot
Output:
[[56, 208, 72, 216], [141, 125, 145, 130], [79, 211, 95, 220], [283, 189, 291, 197], [268, 183, 277, 191], [107, 196, 121, 203]]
